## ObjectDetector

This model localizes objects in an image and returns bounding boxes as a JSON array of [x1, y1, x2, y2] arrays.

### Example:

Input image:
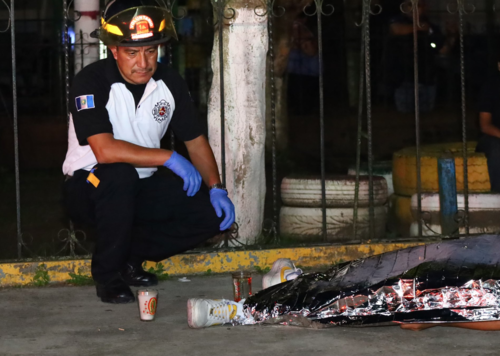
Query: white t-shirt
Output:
[[62, 57, 202, 178]]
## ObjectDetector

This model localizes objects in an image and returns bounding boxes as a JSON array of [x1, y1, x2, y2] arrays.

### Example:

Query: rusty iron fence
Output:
[[0, 0, 497, 261]]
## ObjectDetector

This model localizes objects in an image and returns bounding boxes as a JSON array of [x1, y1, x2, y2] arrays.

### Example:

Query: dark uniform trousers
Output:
[[477, 134, 500, 193], [64, 163, 223, 284]]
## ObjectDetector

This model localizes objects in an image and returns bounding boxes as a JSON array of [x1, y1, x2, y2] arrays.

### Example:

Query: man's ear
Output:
[[109, 46, 119, 60]]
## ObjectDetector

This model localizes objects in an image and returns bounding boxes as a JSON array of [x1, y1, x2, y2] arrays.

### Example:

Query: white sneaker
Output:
[[262, 258, 303, 289], [187, 298, 242, 329]]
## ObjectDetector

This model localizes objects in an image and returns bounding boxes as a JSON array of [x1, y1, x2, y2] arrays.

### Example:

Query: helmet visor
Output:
[[99, 6, 178, 46]]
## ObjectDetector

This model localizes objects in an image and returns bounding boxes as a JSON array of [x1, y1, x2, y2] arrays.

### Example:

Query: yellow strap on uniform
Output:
[[87, 172, 100, 188]]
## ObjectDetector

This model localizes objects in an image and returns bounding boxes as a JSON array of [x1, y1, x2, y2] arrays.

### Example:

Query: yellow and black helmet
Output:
[[91, 0, 178, 46]]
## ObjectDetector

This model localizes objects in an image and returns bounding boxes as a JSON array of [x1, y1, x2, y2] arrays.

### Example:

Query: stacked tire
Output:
[[409, 193, 500, 236], [280, 176, 389, 242], [391, 142, 491, 236], [348, 161, 394, 196]]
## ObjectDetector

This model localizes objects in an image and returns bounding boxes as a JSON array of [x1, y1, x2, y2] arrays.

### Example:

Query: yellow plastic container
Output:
[[393, 142, 490, 197]]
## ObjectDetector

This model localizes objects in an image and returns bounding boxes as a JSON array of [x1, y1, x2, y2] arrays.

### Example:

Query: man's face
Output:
[[110, 45, 158, 85]]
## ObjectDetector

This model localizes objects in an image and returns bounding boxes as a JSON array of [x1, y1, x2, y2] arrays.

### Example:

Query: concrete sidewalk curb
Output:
[[0, 242, 422, 286]]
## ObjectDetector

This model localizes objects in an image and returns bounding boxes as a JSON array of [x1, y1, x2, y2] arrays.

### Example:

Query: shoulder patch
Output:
[[75, 95, 95, 111]]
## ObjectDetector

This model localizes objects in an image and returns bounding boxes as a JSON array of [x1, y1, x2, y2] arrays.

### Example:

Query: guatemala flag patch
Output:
[[75, 95, 95, 111]]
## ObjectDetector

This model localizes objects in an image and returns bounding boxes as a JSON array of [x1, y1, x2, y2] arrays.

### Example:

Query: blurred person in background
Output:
[[382, 0, 456, 113], [476, 53, 500, 192], [287, 13, 320, 116]]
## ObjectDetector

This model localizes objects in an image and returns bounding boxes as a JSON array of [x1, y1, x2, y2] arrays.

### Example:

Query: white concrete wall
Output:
[[74, 0, 100, 74], [208, 1, 268, 244]]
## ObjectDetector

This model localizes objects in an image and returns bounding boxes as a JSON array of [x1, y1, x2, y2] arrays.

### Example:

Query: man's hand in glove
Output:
[[163, 151, 202, 197], [210, 188, 235, 231]]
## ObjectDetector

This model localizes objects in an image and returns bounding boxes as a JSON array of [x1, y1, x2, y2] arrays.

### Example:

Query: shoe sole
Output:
[[262, 259, 293, 289], [96, 288, 135, 303]]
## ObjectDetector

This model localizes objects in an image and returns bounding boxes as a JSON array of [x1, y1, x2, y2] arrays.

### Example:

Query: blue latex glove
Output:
[[163, 151, 202, 197], [210, 188, 235, 231]]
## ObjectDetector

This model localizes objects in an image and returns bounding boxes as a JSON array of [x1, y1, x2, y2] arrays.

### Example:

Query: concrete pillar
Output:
[[74, 0, 100, 75], [208, 0, 268, 244]]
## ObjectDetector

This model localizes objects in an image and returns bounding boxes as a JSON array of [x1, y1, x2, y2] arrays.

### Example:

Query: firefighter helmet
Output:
[[91, 0, 178, 46]]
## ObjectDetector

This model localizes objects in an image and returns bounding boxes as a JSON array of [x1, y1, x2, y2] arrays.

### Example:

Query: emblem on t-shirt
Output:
[[152, 99, 171, 123]]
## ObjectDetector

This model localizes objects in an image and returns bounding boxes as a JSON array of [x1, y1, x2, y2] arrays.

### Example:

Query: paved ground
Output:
[[1, 274, 500, 356]]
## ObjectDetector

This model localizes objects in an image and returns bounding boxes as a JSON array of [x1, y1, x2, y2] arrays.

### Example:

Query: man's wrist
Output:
[[209, 183, 227, 193], [163, 151, 177, 167]]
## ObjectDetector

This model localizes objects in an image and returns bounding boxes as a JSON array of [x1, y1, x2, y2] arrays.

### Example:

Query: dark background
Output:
[[1, 0, 499, 260]]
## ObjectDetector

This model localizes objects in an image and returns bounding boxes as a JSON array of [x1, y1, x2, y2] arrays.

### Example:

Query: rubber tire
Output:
[[281, 175, 388, 208], [410, 193, 500, 214], [348, 161, 394, 196], [409, 193, 500, 236], [410, 222, 500, 237], [280, 206, 387, 242], [393, 142, 490, 197]]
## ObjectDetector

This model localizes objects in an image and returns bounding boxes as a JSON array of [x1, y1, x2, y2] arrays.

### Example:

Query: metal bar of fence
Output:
[[410, 0, 423, 238], [363, 0, 375, 241], [353, 8, 366, 240], [168, 43, 173, 68], [305, 1, 334, 241], [217, 1, 227, 189], [457, 0, 471, 236], [167, 0, 176, 150], [168, 42, 175, 150], [211, 0, 231, 247], [267, 0, 280, 241], [63, 0, 70, 125], [316, 2, 327, 242], [63, 0, 76, 256], [9, 0, 22, 258], [79, 29, 84, 72]]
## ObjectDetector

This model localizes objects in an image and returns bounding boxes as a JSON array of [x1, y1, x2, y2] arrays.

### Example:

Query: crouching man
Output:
[[62, 0, 234, 304]]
